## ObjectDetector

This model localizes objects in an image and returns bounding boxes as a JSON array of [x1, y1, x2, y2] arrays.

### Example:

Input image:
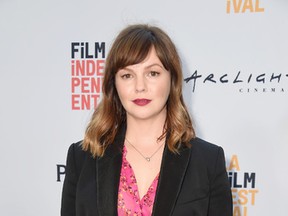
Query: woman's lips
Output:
[[132, 99, 151, 106]]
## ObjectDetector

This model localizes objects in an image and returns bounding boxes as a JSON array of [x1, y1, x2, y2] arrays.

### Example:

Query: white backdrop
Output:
[[0, 0, 287, 215]]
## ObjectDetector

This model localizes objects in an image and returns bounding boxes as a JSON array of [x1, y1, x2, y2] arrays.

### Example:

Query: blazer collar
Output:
[[152, 144, 191, 216], [96, 124, 126, 216], [96, 124, 191, 216]]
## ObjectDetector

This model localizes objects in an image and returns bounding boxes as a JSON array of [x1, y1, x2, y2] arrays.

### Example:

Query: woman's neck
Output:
[[125, 115, 166, 148]]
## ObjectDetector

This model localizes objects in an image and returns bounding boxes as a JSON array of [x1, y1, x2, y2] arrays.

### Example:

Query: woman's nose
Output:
[[135, 76, 146, 93]]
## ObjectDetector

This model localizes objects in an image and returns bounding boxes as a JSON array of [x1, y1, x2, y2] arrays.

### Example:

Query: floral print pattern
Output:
[[118, 146, 159, 216]]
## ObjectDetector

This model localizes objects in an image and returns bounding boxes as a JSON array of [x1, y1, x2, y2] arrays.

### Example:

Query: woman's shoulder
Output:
[[65, 141, 92, 173], [186, 137, 228, 179], [190, 137, 222, 152], [188, 137, 226, 164], [67, 140, 87, 158]]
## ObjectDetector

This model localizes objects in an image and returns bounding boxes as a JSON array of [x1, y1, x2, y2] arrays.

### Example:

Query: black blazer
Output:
[[61, 126, 232, 216]]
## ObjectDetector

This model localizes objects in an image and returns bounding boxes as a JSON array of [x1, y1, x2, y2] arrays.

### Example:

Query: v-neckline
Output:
[[123, 145, 159, 201]]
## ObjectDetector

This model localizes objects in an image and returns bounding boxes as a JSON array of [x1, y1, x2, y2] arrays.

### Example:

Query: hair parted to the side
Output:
[[82, 24, 195, 157]]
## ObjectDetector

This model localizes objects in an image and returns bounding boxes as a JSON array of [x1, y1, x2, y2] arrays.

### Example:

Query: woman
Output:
[[61, 24, 232, 216]]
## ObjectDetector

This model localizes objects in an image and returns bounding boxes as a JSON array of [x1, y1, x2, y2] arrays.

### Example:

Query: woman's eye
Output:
[[121, 74, 132, 79], [148, 71, 160, 77]]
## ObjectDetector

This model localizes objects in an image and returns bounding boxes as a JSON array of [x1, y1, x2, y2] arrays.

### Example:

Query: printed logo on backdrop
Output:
[[226, 0, 264, 13], [71, 42, 106, 110], [57, 164, 65, 182], [184, 70, 288, 93], [227, 155, 259, 216]]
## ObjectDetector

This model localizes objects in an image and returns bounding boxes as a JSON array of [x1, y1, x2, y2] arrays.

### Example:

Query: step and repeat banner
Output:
[[0, 0, 287, 215]]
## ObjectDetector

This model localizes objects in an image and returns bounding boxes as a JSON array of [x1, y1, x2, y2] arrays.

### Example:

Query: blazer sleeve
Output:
[[208, 147, 233, 216], [61, 143, 85, 216]]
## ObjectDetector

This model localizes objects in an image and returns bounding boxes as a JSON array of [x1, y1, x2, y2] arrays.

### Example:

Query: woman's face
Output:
[[115, 47, 171, 122]]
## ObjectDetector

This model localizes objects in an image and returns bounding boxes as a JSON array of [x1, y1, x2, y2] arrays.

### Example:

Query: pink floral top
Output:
[[117, 146, 159, 216]]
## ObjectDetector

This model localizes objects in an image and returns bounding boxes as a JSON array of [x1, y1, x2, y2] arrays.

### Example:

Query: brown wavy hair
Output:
[[82, 24, 195, 157]]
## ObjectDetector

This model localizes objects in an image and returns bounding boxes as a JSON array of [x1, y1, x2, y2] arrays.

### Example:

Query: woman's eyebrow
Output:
[[144, 63, 164, 70], [121, 63, 165, 72]]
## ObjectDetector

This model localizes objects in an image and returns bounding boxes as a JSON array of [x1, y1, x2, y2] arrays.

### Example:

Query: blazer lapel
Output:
[[152, 144, 191, 216], [96, 125, 126, 216]]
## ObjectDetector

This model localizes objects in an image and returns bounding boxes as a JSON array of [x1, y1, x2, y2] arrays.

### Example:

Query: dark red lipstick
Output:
[[132, 99, 151, 106]]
